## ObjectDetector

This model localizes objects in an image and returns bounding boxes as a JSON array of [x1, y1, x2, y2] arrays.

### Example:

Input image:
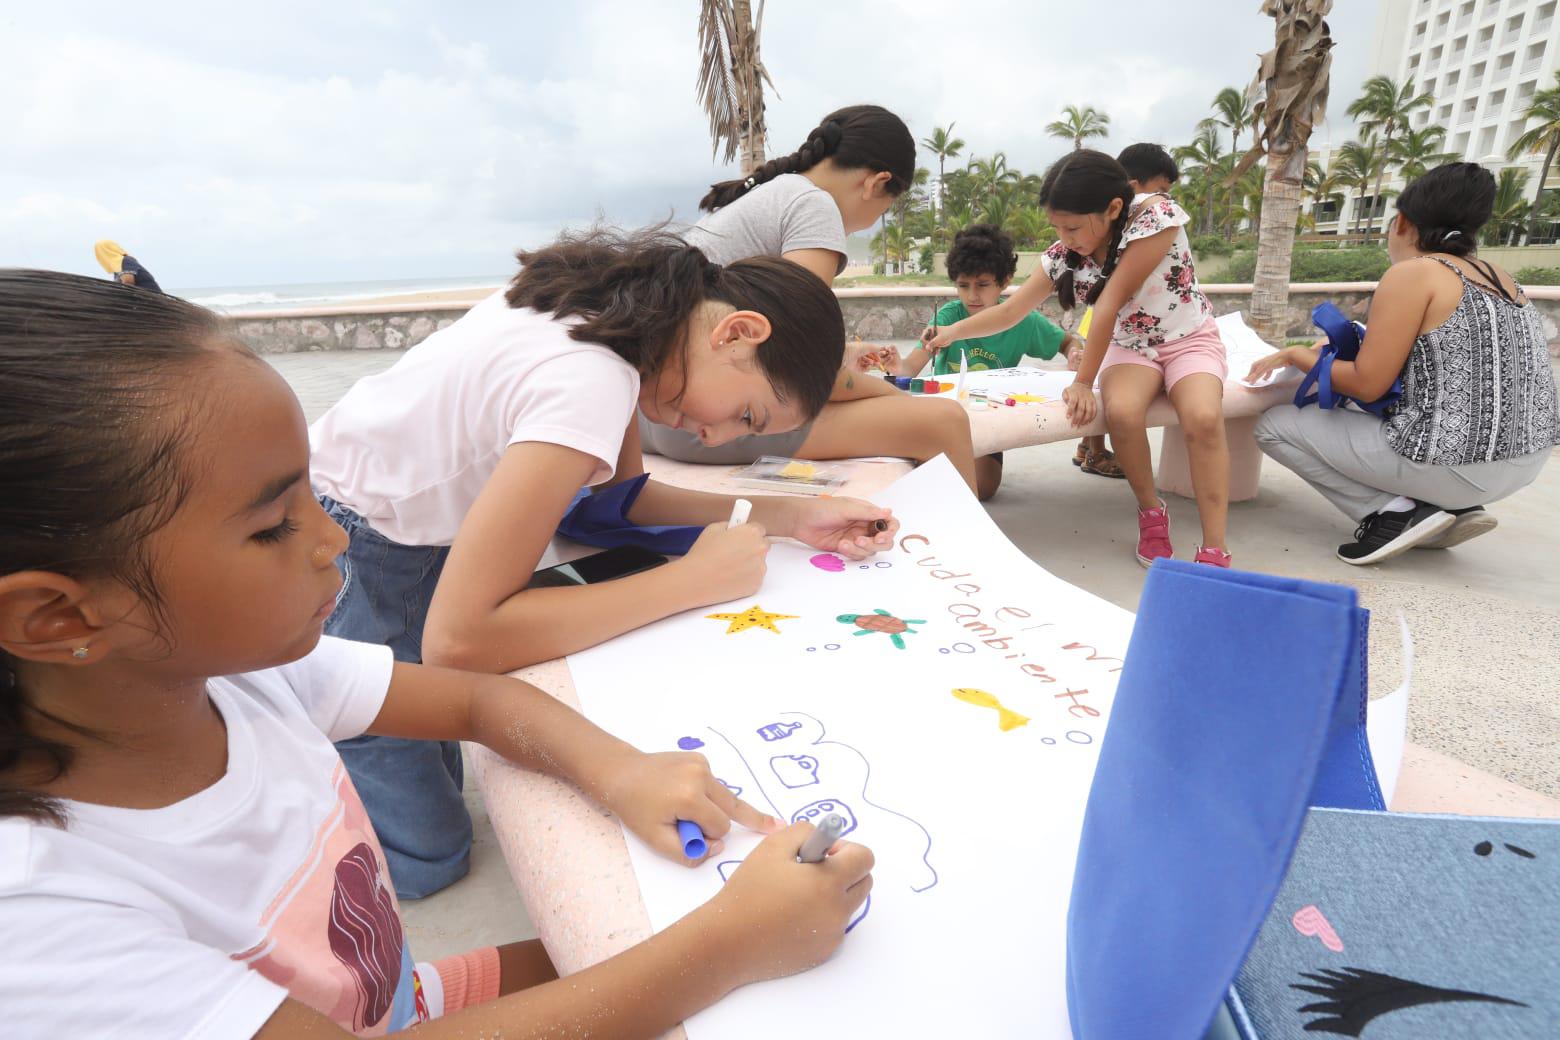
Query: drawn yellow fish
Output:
[[951, 687, 1030, 732]]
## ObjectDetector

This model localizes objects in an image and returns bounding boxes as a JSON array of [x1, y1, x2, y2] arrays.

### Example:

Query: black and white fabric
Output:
[[1383, 256, 1559, 465]]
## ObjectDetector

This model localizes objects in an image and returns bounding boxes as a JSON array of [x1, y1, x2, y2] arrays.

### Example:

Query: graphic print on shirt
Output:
[[236, 762, 428, 1036]]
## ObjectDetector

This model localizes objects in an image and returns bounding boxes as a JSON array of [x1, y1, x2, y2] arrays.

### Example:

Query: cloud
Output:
[[1, 0, 1378, 288]]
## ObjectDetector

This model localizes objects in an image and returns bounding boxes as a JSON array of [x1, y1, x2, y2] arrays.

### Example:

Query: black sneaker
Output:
[[1417, 505, 1498, 550], [1336, 502, 1456, 565]]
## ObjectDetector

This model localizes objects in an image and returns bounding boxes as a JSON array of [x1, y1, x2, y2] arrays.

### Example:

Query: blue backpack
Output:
[[1292, 301, 1403, 417]]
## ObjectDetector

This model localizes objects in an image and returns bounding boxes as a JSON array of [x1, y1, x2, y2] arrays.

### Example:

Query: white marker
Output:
[[728, 498, 753, 529], [955, 353, 969, 402], [798, 813, 847, 863]]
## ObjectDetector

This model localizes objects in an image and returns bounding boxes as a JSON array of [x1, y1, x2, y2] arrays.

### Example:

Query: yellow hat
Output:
[[94, 239, 127, 274]]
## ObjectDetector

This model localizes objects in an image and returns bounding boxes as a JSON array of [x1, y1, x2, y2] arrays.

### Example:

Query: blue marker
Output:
[[677, 818, 708, 859]]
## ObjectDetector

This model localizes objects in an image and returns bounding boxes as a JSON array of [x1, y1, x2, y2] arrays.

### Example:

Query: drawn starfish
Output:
[[705, 603, 799, 635]]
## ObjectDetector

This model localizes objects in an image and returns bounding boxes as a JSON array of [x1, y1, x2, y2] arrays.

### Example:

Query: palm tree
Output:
[[1336, 137, 1387, 238], [1484, 168, 1532, 246], [1045, 104, 1110, 151], [1212, 86, 1255, 155], [696, 0, 775, 173], [967, 152, 1017, 202], [920, 124, 965, 225], [1345, 75, 1434, 244], [1174, 121, 1226, 235], [1304, 162, 1348, 232], [871, 224, 914, 274], [1506, 71, 1560, 244], [1242, 0, 1334, 346], [1390, 125, 1456, 181], [1010, 206, 1055, 250]]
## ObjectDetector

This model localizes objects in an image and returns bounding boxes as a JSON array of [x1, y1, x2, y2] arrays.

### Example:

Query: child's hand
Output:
[[702, 822, 875, 984], [787, 498, 897, 560], [845, 342, 899, 373], [1062, 382, 1098, 427], [677, 521, 770, 605], [922, 323, 958, 355], [1065, 341, 1086, 372], [596, 750, 780, 864]]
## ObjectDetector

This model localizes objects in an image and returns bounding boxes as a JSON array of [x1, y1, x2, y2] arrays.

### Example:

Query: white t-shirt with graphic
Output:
[[0, 636, 432, 1038], [310, 290, 642, 547]]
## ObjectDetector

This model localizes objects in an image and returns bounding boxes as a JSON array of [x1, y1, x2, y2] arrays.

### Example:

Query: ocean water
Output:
[[174, 275, 506, 313]]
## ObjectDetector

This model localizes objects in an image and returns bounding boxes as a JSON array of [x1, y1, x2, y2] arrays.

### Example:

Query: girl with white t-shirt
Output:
[[927, 150, 1233, 568], [310, 228, 898, 899], [640, 105, 981, 493], [0, 271, 875, 1038]]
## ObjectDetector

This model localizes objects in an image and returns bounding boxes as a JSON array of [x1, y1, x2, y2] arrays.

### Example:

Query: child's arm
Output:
[[895, 340, 933, 376], [923, 271, 1056, 351], [257, 823, 871, 1039], [1061, 227, 1178, 426]]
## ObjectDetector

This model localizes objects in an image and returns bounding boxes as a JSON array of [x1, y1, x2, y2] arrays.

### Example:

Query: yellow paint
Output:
[[705, 604, 800, 635], [951, 687, 1030, 732], [779, 461, 817, 479]]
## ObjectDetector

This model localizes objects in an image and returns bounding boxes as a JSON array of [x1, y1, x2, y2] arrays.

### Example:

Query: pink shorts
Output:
[[1099, 316, 1227, 391]]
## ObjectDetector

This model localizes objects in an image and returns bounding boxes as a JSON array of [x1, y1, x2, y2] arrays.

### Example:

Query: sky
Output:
[[1, 0, 1378, 289]]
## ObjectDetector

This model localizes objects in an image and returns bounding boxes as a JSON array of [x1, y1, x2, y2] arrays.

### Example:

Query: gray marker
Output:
[[797, 813, 847, 863]]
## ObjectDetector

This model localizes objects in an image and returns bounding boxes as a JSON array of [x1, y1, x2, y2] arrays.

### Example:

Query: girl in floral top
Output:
[[926, 150, 1232, 568]]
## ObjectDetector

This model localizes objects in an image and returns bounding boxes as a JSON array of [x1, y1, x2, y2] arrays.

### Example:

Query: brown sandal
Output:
[[1072, 442, 1089, 467], [1080, 448, 1127, 479]]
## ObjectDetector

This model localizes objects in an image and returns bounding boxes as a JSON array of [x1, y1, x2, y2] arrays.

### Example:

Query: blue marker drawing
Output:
[[716, 860, 742, 883], [847, 893, 872, 933], [709, 713, 939, 895], [677, 736, 705, 751], [716, 777, 743, 798], [770, 754, 820, 789], [792, 798, 858, 837]]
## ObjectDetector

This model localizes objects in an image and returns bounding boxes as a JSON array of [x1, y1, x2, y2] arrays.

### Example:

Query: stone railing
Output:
[[229, 284, 1560, 356]]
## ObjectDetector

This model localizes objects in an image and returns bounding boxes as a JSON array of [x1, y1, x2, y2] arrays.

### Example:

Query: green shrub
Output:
[[1206, 246, 1392, 284], [1515, 265, 1560, 285], [1191, 234, 1235, 257]]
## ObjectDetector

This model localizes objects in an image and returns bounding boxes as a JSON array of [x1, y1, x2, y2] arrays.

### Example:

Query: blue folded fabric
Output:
[[1066, 560, 1385, 1040], [555, 474, 702, 555], [1292, 301, 1403, 417]]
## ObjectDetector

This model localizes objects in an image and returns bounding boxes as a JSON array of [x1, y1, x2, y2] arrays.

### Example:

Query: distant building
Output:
[[1309, 0, 1557, 242]]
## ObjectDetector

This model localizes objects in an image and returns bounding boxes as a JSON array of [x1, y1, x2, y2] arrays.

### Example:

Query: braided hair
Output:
[[699, 104, 915, 211], [1038, 150, 1136, 312]]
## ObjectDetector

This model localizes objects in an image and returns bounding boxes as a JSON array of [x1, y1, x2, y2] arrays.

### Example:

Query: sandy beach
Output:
[[353, 285, 502, 307]]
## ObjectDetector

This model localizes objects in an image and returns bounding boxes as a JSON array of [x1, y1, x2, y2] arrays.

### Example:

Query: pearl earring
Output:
[[72, 646, 89, 660]]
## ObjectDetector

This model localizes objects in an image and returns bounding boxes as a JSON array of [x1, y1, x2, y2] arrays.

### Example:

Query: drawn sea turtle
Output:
[[836, 608, 925, 649]]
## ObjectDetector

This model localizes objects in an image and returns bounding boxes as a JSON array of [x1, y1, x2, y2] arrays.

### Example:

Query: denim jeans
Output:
[[321, 496, 472, 900]]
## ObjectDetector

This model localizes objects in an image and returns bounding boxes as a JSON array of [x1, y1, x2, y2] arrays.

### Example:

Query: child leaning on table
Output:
[[925, 150, 1233, 568], [890, 223, 1087, 499], [0, 271, 874, 1039]]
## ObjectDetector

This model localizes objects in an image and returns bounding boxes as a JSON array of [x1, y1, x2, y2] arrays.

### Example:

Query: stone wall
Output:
[[229, 285, 1560, 356]]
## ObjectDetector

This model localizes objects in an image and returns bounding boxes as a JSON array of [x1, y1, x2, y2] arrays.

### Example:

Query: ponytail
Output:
[[1, 269, 230, 825], [699, 104, 916, 211], [1039, 150, 1136, 312], [507, 226, 842, 418]]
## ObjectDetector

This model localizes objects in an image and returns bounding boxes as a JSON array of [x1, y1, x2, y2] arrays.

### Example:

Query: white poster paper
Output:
[[569, 456, 1135, 1037]]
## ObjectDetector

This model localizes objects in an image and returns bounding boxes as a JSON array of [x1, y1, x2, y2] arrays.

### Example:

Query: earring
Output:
[[72, 646, 89, 660]]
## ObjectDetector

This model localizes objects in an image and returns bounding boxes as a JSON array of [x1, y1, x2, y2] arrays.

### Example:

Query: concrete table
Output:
[[468, 454, 1559, 1034]]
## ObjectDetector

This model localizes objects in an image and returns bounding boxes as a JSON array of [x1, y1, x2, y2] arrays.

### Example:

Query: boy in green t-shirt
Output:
[[893, 224, 1117, 498]]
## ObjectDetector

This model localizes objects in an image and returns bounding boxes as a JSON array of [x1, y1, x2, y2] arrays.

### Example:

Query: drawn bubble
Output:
[[1041, 737, 1057, 745], [809, 553, 846, 572], [804, 643, 842, 652], [938, 642, 977, 655], [1065, 730, 1094, 745], [874, 561, 893, 569], [676, 736, 705, 751], [858, 564, 871, 570]]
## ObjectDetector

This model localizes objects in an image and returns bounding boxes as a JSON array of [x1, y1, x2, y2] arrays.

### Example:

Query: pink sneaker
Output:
[[1194, 545, 1232, 568], [1136, 501, 1173, 568]]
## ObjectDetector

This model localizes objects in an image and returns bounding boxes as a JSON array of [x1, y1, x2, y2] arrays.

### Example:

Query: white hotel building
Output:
[[1309, 0, 1558, 240]]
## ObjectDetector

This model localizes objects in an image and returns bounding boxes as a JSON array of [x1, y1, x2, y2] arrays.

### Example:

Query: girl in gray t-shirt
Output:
[[640, 105, 981, 496]]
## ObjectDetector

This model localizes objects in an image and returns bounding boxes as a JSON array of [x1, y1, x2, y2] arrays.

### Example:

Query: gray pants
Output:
[[1255, 404, 1550, 521], [637, 412, 813, 464]]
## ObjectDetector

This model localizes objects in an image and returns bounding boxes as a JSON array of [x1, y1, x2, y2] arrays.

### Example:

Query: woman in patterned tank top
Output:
[[1248, 163, 1558, 566]]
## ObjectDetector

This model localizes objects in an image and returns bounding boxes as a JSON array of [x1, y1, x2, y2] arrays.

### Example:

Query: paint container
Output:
[[894, 377, 913, 390], [911, 379, 925, 393]]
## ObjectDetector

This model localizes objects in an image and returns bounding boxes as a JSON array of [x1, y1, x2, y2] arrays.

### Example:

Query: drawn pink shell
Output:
[[328, 842, 404, 1030], [810, 553, 846, 572]]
